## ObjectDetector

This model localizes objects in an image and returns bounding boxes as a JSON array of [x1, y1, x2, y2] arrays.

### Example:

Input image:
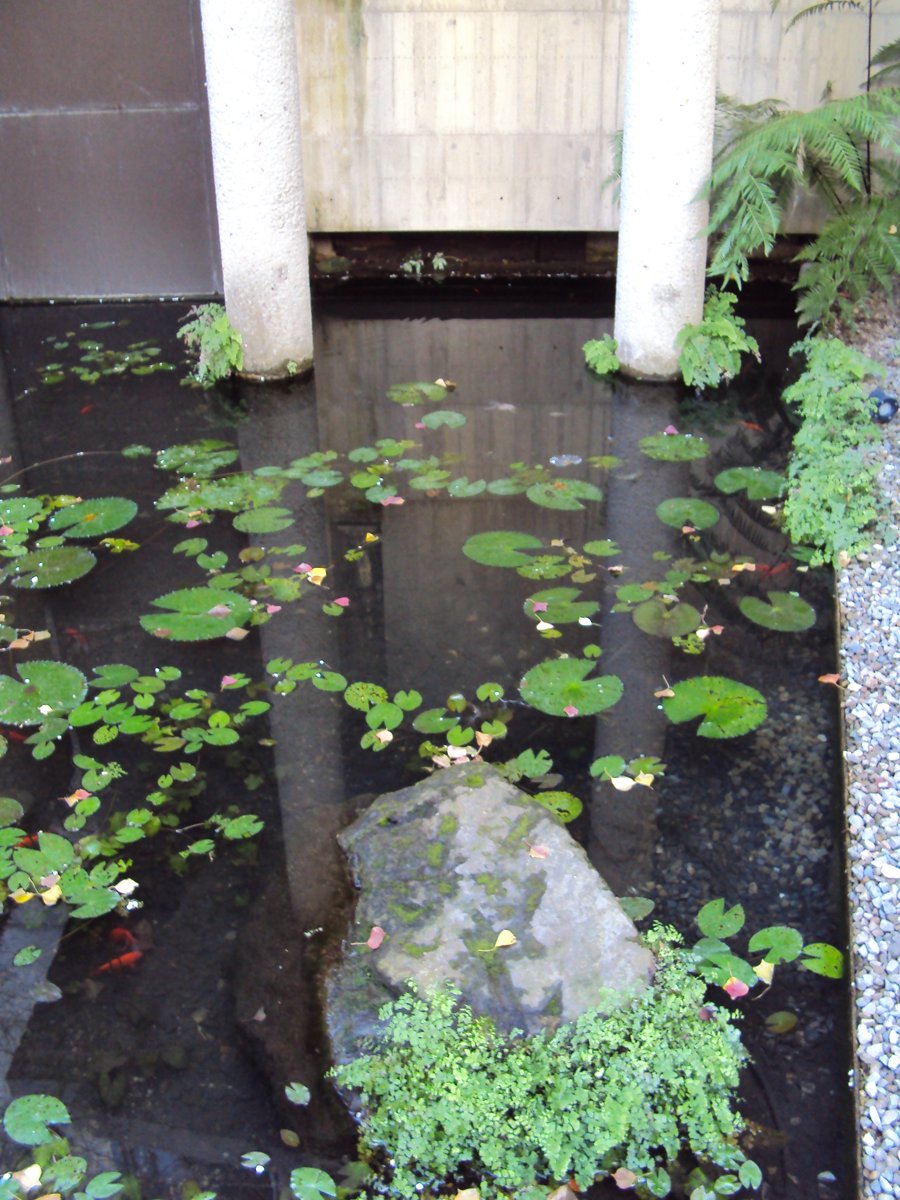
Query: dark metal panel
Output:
[[0, 0, 203, 111], [0, 109, 222, 299]]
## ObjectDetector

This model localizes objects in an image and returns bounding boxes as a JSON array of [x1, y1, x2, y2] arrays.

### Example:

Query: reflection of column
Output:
[[236, 384, 348, 924], [200, 0, 313, 377], [614, 0, 721, 379], [589, 383, 684, 895]]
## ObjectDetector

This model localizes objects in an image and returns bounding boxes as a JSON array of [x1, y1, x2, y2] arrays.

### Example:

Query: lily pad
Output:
[[655, 498, 720, 530], [526, 479, 603, 511], [519, 657, 623, 717], [714, 466, 786, 500], [0, 497, 46, 527], [3, 1093, 71, 1146], [462, 530, 544, 567], [639, 433, 709, 461], [387, 381, 448, 406], [632, 598, 702, 638], [420, 410, 466, 430], [48, 497, 138, 539], [156, 440, 239, 476], [140, 587, 253, 641], [232, 507, 295, 534], [447, 477, 486, 498], [0, 796, 24, 826], [8, 546, 97, 588], [0, 660, 88, 727], [583, 538, 620, 557], [524, 588, 599, 625], [531, 790, 583, 823], [662, 675, 767, 739], [738, 591, 815, 632], [516, 555, 570, 581]]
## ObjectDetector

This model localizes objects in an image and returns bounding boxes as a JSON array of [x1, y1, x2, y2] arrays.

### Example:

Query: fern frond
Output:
[[781, 1, 867, 31], [869, 37, 900, 86]]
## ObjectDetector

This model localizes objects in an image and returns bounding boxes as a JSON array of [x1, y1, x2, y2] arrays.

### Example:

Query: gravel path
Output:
[[836, 288, 900, 1198]]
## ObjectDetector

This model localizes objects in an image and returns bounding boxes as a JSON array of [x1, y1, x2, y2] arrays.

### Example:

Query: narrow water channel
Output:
[[0, 289, 852, 1200]]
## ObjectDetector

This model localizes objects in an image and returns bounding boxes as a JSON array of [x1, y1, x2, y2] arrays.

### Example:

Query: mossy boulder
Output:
[[325, 765, 653, 1064]]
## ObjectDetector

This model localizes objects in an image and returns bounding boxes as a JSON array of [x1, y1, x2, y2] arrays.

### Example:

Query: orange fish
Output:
[[91, 949, 143, 977], [739, 420, 764, 433], [109, 927, 139, 952], [756, 561, 790, 578], [14, 833, 41, 848]]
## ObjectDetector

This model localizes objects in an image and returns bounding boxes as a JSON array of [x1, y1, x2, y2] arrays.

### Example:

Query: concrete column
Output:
[[613, 0, 721, 380], [199, 0, 313, 378]]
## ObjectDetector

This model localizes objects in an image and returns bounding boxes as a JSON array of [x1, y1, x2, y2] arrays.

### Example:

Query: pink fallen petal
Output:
[[367, 926, 385, 950], [185, 519, 200, 529], [663, 424, 679, 435], [563, 705, 579, 717], [531, 601, 549, 613], [415, 422, 426, 429], [334, 596, 350, 607], [293, 562, 312, 574], [528, 845, 550, 859], [723, 976, 749, 999], [207, 604, 231, 617], [0, 525, 13, 536], [225, 626, 249, 641], [265, 604, 282, 614], [380, 495, 405, 506], [220, 675, 238, 689], [698, 1005, 714, 1021]]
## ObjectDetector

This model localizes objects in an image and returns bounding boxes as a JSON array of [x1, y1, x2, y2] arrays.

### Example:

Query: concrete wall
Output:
[[296, 0, 900, 233]]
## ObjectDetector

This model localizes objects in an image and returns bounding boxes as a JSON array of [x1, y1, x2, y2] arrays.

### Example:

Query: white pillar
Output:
[[613, 0, 721, 380], [199, 0, 313, 378]]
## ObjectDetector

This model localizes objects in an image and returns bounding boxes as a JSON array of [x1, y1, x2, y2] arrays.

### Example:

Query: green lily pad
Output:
[[232, 507, 295, 534], [714, 466, 786, 500], [462, 530, 544, 567], [8, 546, 97, 588], [639, 433, 709, 461], [155, 440, 239, 476], [524, 588, 599, 625], [447, 477, 486, 498], [800, 942, 844, 978], [140, 587, 253, 641], [632, 598, 702, 637], [519, 657, 623, 717], [738, 591, 815, 632], [526, 479, 603, 511], [748, 925, 804, 964], [655, 498, 720, 530], [0, 660, 89, 726], [583, 538, 620, 557], [3, 1093, 71, 1146], [531, 790, 583, 823], [48, 497, 138, 539], [344, 681, 390, 711], [387, 381, 448, 406], [0, 497, 46, 527], [662, 675, 767, 739], [420, 410, 466, 429], [0, 796, 24, 826], [516, 555, 570, 581]]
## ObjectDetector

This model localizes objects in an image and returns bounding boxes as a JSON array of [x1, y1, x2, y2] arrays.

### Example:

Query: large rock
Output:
[[326, 764, 654, 1064]]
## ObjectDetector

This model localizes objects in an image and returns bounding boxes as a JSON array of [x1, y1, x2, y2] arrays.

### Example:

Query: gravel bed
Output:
[[837, 287, 900, 1198]]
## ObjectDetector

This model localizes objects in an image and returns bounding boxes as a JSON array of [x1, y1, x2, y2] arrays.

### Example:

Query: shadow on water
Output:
[[0, 288, 852, 1199]]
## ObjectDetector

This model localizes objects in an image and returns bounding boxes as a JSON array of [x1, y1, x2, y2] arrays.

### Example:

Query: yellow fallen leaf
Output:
[[374, 729, 393, 744], [610, 776, 635, 791], [753, 959, 775, 985], [453, 1189, 479, 1200], [654, 686, 674, 698], [634, 772, 655, 787], [280, 1128, 300, 1148], [225, 627, 249, 641], [475, 731, 493, 748], [62, 788, 92, 807], [307, 567, 327, 586], [529, 845, 550, 859], [11, 1164, 41, 1191], [612, 1167, 637, 1189], [493, 929, 517, 949], [365, 532, 380, 543], [12, 889, 34, 904], [40, 884, 62, 906], [731, 560, 756, 573], [35, 1193, 61, 1200]]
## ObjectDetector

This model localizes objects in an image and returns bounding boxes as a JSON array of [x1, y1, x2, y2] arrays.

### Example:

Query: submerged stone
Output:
[[325, 764, 654, 1064]]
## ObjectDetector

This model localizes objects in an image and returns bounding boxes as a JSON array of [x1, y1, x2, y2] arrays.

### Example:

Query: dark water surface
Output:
[[0, 291, 852, 1199]]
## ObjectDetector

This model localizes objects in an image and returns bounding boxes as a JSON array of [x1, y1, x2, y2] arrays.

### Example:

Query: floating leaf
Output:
[[697, 898, 745, 939], [526, 479, 603, 511], [421, 410, 466, 429], [753, 959, 775, 985], [738, 591, 815, 632], [156, 440, 239, 476], [8, 546, 97, 588], [241, 1152, 271, 1172], [285, 1082, 311, 1106], [386, 381, 448, 406], [462, 530, 544, 567], [655, 498, 720, 530], [714, 466, 786, 500], [519, 657, 623, 718], [493, 929, 517, 949], [748, 925, 804, 964], [13, 945, 41, 966], [3, 1093, 71, 1145], [0, 661, 88, 726], [800, 942, 844, 978], [532, 790, 582, 822], [765, 1010, 799, 1035], [590, 755, 626, 780], [48, 497, 138, 539], [516, 555, 570, 581], [0, 796, 24, 826], [662, 676, 767, 738], [723, 976, 749, 999], [632, 598, 702, 638], [232, 507, 295, 534], [140, 587, 252, 641], [447, 477, 486, 498], [583, 538, 619, 557], [639, 432, 709, 461], [619, 896, 655, 922], [343, 681, 389, 711], [290, 1167, 337, 1200], [524, 588, 599, 625]]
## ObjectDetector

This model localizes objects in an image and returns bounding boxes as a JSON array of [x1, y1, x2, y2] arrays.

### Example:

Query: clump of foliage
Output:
[[177, 303, 244, 387], [582, 334, 620, 377], [781, 336, 884, 565], [676, 288, 761, 389], [334, 928, 759, 1200]]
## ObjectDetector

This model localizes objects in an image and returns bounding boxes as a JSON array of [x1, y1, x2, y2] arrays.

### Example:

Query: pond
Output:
[[0, 287, 852, 1200]]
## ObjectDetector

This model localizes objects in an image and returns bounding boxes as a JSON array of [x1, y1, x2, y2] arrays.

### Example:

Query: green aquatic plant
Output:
[[661, 676, 768, 739], [676, 288, 761, 389], [333, 934, 756, 1200], [738, 591, 816, 631], [582, 333, 620, 377], [177, 303, 244, 387], [714, 466, 786, 500]]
